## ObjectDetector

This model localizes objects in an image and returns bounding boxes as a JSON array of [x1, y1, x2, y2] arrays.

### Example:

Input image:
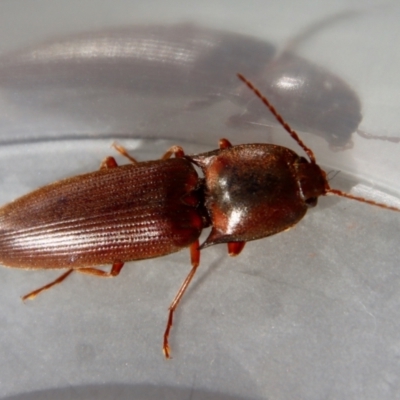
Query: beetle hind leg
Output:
[[76, 261, 125, 277], [22, 269, 74, 301], [21, 262, 125, 301]]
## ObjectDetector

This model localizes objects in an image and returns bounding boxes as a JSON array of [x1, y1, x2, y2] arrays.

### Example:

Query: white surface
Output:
[[0, 1, 399, 400]]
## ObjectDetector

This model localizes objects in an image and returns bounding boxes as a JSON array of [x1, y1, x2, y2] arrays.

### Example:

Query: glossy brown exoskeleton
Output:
[[0, 75, 399, 359], [189, 142, 327, 249], [0, 154, 207, 271]]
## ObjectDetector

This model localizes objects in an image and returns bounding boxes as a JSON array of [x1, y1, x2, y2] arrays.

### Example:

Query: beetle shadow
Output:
[[2, 383, 254, 400], [176, 248, 227, 309]]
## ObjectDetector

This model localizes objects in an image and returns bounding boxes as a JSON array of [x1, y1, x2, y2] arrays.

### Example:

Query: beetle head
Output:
[[295, 157, 329, 207]]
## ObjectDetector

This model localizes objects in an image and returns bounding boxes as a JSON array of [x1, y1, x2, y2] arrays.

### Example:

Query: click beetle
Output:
[[0, 75, 398, 358]]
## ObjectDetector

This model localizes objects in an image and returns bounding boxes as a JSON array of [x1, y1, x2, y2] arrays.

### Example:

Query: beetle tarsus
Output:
[[163, 310, 173, 359]]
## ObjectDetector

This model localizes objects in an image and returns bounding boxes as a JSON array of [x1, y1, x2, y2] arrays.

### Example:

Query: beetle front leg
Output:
[[163, 239, 200, 359], [227, 241, 246, 256]]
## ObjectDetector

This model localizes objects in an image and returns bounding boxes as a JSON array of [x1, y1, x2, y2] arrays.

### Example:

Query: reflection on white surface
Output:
[[274, 75, 305, 91], [351, 183, 400, 209], [24, 38, 199, 65]]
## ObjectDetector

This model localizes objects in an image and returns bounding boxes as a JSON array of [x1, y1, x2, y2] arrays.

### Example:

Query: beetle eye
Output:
[[298, 156, 308, 164], [305, 197, 318, 207]]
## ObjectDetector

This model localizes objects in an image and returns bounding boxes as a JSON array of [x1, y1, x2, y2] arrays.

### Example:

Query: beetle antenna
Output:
[[237, 73, 316, 164], [326, 188, 400, 212], [237, 74, 400, 213]]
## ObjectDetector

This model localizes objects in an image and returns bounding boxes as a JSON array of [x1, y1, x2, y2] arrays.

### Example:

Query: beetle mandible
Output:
[[0, 75, 399, 358]]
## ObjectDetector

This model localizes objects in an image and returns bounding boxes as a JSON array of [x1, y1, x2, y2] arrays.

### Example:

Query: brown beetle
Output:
[[0, 75, 399, 359]]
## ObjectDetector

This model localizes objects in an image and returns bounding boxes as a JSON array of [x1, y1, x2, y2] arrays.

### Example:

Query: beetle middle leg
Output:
[[161, 145, 185, 160], [111, 143, 139, 164], [163, 239, 200, 359], [76, 261, 125, 277], [100, 143, 140, 169], [101, 143, 186, 169], [112, 142, 185, 162]]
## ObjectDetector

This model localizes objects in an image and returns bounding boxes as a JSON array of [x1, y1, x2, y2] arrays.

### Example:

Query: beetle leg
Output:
[[111, 141, 186, 162], [227, 241, 246, 256], [76, 261, 125, 277], [105, 142, 186, 164], [22, 269, 74, 301], [161, 146, 185, 160], [21, 262, 125, 301], [219, 138, 232, 149], [111, 143, 139, 164], [163, 239, 200, 359], [100, 156, 119, 169]]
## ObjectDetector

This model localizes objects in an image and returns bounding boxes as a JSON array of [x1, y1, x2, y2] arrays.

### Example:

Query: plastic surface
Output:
[[0, 1, 399, 399]]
